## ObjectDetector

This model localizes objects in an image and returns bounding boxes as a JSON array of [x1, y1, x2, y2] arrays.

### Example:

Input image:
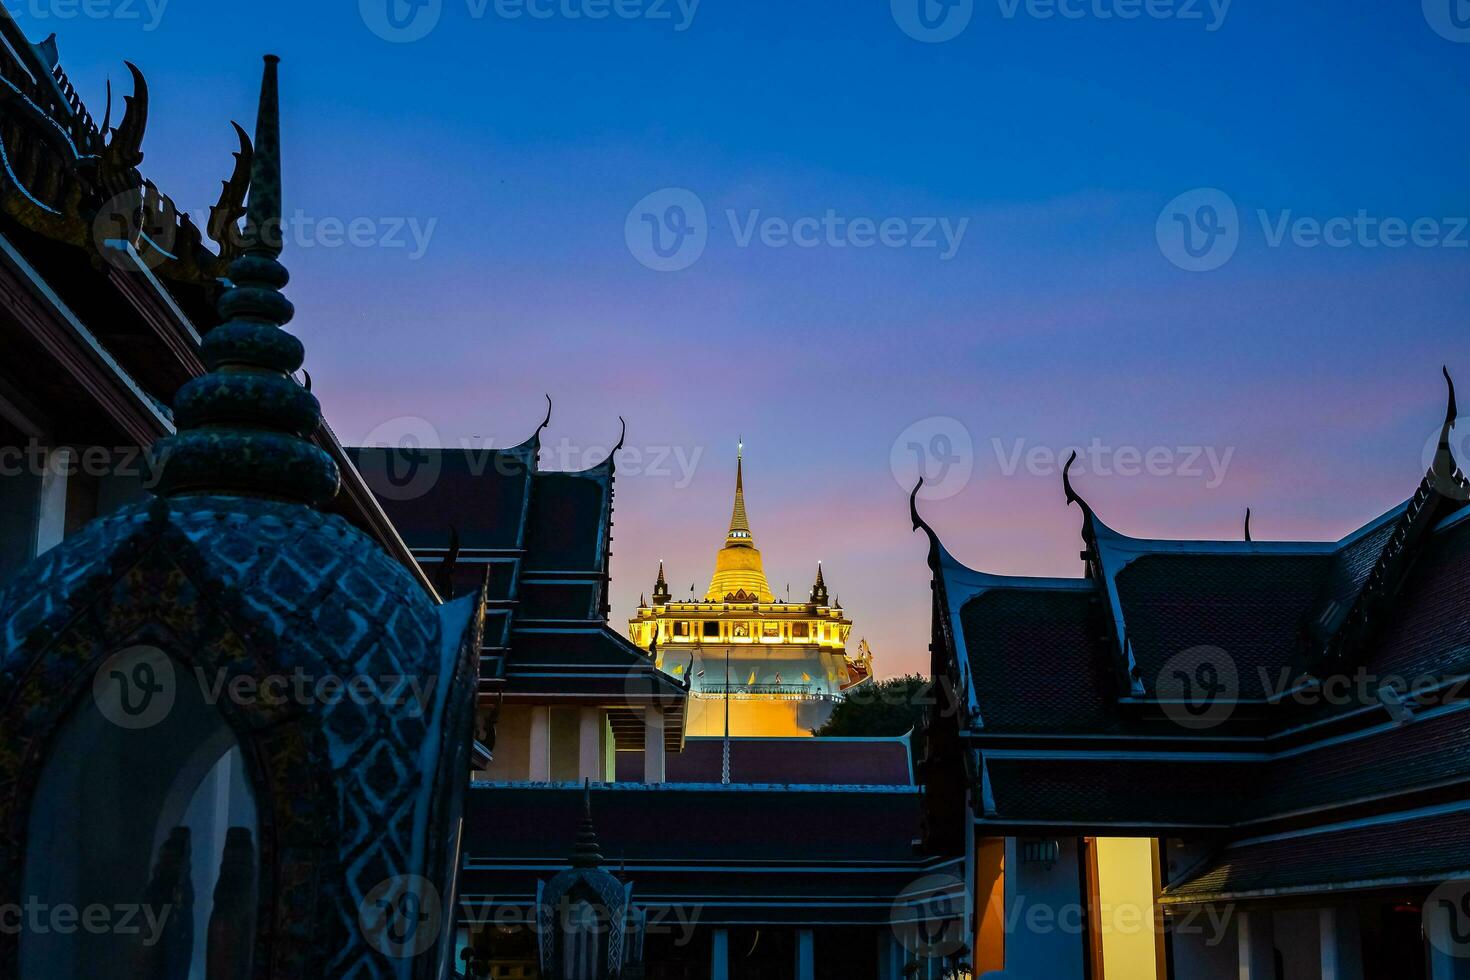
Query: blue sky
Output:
[[31, 0, 1470, 674]]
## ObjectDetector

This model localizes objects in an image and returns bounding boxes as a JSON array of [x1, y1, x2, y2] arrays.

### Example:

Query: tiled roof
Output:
[[959, 586, 1121, 733], [982, 755, 1248, 829], [460, 783, 934, 924], [1115, 552, 1332, 700], [1161, 805, 1470, 904], [345, 444, 534, 551]]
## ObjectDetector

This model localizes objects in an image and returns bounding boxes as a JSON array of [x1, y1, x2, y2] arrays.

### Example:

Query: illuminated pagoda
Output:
[[629, 444, 873, 737]]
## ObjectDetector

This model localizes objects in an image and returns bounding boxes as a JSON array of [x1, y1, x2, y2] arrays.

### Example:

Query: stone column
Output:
[[1238, 910, 1276, 980], [711, 928, 730, 980], [1319, 907, 1363, 980], [34, 446, 71, 556], [796, 928, 815, 980], [527, 706, 551, 781], [578, 707, 603, 782], [643, 707, 666, 784]]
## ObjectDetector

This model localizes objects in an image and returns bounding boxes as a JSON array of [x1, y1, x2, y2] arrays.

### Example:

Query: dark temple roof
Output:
[[347, 422, 688, 745], [915, 378, 1470, 856], [460, 782, 936, 925]]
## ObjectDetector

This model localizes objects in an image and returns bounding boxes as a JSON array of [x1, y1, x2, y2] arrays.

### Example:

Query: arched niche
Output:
[[21, 645, 259, 979]]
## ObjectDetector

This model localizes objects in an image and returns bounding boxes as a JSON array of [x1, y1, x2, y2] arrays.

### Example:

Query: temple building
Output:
[[627, 445, 874, 737]]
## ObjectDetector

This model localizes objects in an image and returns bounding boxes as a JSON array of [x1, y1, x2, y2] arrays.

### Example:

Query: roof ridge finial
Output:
[[1244, 507, 1252, 542], [151, 55, 339, 505], [1434, 366, 1460, 478]]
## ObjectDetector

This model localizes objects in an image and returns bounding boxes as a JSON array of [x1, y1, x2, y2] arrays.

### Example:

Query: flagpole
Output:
[[722, 649, 731, 785]]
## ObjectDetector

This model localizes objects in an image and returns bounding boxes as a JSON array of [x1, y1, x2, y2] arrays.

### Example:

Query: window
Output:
[[792, 623, 809, 639], [732, 623, 750, 638], [762, 622, 780, 638], [703, 621, 720, 639], [674, 621, 691, 638]]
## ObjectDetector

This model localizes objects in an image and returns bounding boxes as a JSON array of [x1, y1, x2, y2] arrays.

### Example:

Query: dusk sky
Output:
[[38, 1, 1469, 676]]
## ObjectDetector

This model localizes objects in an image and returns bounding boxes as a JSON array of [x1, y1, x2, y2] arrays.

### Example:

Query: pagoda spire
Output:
[[652, 559, 671, 605], [570, 779, 604, 869], [809, 562, 829, 605], [726, 438, 753, 546], [151, 56, 338, 505]]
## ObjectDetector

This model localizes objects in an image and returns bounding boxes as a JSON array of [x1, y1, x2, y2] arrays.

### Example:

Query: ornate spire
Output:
[[570, 779, 604, 869], [707, 441, 774, 602], [151, 56, 339, 505], [652, 559, 671, 604], [726, 439, 752, 545], [809, 562, 829, 605]]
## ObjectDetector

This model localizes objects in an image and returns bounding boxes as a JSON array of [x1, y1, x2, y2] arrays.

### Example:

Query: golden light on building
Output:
[[629, 444, 875, 737]]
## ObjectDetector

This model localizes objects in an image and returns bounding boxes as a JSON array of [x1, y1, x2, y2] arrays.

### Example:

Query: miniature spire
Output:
[[652, 559, 671, 604], [570, 779, 604, 869], [1432, 366, 1463, 488], [152, 56, 339, 505], [726, 439, 752, 544], [810, 562, 829, 605]]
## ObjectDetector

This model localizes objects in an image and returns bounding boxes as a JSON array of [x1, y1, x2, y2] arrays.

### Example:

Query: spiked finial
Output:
[[1244, 507, 1252, 542], [151, 57, 338, 505], [726, 441, 753, 545], [570, 779, 604, 869]]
